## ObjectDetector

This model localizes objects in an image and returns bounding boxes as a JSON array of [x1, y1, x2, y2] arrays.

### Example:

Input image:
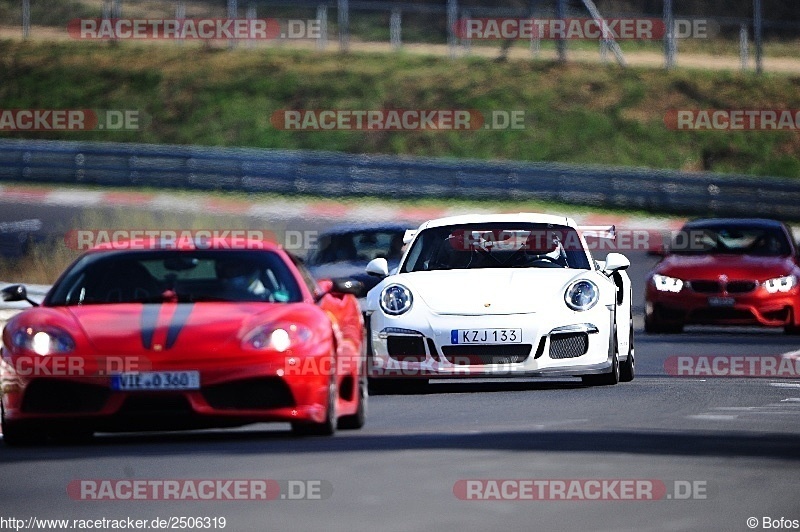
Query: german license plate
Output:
[[708, 297, 735, 307], [451, 329, 522, 344], [111, 371, 200, 391]]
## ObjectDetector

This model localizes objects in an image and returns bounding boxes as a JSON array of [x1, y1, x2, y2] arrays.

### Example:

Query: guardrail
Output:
[[1, 138, 799, 220]]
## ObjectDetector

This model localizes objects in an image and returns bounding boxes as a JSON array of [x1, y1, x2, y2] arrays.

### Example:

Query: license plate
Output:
[[708, 297, 735, 307], [451, 329, 522, 344], [111, 371, 200, 391]]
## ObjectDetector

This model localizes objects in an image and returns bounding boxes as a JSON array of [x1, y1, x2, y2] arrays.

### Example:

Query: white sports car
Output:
[[363, 213, 634, 386]]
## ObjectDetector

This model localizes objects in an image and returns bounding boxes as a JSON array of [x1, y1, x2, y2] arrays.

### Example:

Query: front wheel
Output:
[[582, 326, 620, 386], [619, 318, 635, 382], [292, 374, 337, 437], [338, 374, 367, 430], [2, 406, 46, 447]]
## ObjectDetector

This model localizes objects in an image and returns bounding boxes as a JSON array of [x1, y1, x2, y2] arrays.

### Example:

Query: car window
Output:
[[401, 223, 591, 272], [671, 224, 792, 256], [46, 249, 303, 305], [309, 230, 406, 264]]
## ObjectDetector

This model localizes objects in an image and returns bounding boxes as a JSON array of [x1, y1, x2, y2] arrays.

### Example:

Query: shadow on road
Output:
[[3, 427, 799, 463]]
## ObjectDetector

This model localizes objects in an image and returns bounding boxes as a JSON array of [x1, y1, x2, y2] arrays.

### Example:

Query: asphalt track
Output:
[[1, 201, 800, 532]]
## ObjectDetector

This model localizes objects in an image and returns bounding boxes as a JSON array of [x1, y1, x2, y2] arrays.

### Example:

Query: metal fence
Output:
[[4, 0, 798, 72], [1, 138, 799, 220]]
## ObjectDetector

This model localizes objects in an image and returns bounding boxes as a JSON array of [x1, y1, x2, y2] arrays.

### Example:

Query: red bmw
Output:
[[1, 238, 367, 445], [645, 218, 800, 334]]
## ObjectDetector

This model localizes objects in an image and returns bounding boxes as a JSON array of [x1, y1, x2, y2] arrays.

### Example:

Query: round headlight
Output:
[[565, 279, 599, 311], [11, 327, 75, 355], [380, 284, 413, 315]]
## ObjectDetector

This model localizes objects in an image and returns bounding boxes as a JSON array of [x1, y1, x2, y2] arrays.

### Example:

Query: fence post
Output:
[[447, 0, 457, 59], [338, 0, 349, 52], [739, 23, 749, 71], [227, 0, 238, 49], [390, 8, 401, 51], [555, 0, 566, 63], [753, 0, 763, 74], [22, 0, 30, 39], [529, 2, 539, 58], [175, 0, 185, 46], [663, 0, 675, 69], [246, 3, 256, 49], [317, 5, 328, 50]]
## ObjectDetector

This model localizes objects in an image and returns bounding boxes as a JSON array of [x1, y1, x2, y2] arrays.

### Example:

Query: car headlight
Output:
[[763, 275, 796, 294], [11, 327, 75, 356], [243, 323, 313, 352], [652, 274, 684, 293], [564, 280, 599, 311], [380, 284, 413, 315]]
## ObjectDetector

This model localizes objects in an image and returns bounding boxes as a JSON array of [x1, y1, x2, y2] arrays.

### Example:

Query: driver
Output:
[[216, 259, 267, 298]]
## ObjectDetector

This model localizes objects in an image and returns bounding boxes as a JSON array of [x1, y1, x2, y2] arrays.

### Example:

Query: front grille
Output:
[[548, 333, 589, 359], [763, 307, 791, 322], [21, 379, 110, 414], [202, 377, 295, 410], [441, 344, 532, 365], [690, 280, 721, 293], [118, 395, 194, 417], [727, 281, 757, 294], [387, 335, 427, 362], [690, 307, 755, 322]]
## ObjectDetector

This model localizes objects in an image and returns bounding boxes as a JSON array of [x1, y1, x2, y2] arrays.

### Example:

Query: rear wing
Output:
[[578, 225, 616, 240]]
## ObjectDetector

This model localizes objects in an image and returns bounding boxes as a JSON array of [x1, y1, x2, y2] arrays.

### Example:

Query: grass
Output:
[[0, 40, 799, 178]]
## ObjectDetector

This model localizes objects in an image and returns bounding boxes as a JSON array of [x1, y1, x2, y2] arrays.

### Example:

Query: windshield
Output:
[[671, 224, 792, 257], [308, 229, 406, 265], [401, 223, 591, 272], [47, 249, 303, 305]]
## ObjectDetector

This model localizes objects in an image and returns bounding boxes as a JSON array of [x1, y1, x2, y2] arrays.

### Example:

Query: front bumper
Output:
[[646, 285, 800, 327], [368, 308, 614, 379], [1, 349, 338, 430]]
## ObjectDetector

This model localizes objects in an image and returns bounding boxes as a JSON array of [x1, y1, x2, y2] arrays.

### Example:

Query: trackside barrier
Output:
[[0, 139, 798, 220]]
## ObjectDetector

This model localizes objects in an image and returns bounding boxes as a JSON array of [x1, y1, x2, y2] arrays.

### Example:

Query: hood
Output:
[[65, 302, 304, 359], [393, 268, 589, 315], [655, 254, 796, 281]]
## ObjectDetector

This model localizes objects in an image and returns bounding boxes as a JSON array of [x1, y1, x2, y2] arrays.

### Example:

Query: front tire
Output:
[[2, 405, 45, 447], [582, 325, 620, 386], [619, 318, 635, 382], [292, 374, 337, 437], [338, 374, 367, 430]]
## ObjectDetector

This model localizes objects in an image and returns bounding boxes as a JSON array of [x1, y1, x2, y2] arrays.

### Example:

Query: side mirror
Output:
[[365, 258, 389, 278], [603, 253, 630, 272], [330, 278, 367, 298], [1, 284, 38, 306]]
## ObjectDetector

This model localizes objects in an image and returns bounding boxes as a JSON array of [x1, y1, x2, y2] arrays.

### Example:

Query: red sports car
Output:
[[1, 238, 367, 445], [645, 218, 800, 334]]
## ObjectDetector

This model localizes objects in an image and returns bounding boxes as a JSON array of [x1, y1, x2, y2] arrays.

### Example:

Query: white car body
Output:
[[364, 213, 634, 385]]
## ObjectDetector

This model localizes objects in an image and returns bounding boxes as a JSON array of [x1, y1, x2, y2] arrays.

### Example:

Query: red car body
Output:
[[1, 238, 366, 445], [645, 219, 800, 333]]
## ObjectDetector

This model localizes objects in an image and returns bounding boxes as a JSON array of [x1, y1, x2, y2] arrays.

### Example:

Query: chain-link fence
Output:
[[2, 0, 799, 72]]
